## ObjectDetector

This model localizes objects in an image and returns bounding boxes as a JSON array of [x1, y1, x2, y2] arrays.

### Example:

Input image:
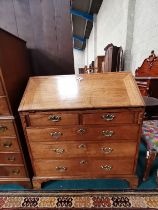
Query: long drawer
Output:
[[0, 165, 26, 177], [0, 153, 23, 164], [30, 141, 137, 159], [34, 158, 134, 177], [26, 125, 139, 141], [0, 137, 20, 152], [0, 119, 16, 137]]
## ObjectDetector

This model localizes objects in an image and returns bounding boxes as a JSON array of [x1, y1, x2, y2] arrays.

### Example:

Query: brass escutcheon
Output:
[[78, 144, 87, 149], [77, 128, 86, 135], [102, 130, 114, 137], [102, 114, 115, 121], [80, 160, 87, 165], [101, 165, 112, 171], [48, 115, 61, 122]]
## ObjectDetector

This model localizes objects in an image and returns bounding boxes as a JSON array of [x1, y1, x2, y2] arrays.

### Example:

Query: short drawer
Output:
[[0, 137, 20, 152], [26, 125, 139, 141], [0, 97, 10, 115], [0, 120, 16, 137], [82, 110, 135, 124], [29, 113, 79, 126], [0, 153, 23, 164], [34, 158, 134, 177], [30, 141, 137, 159], [0, 165, 26, 177]]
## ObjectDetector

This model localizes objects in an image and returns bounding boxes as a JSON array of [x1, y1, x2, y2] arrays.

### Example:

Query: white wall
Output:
[[130, 0, 158, 74], [87, 26, 94, 65], [74, 0, 158, 73], [96, 0, 129, 56], [84, 0, 130, 66], [73, 49, 85, 74]]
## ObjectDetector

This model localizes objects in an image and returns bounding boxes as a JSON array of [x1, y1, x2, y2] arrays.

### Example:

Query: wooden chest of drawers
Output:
[[19, 73, 145, 189], [0, 29, 31, 187]]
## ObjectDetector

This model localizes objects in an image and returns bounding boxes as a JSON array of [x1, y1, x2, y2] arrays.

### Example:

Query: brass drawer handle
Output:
[[48, 115, 61, 122], [50, 132, 63, 139], [77, 128, 86, 135], [56, 166, 67, 172], [12, 169, 20, 175], [78, 144, 87, 149], [101, 165, 112, 171], [101, 147, 113, 154], [3, 142, 12, 148], [80, 160, 87, 165], [0, 125, 8, 133], [102, 114, 115, 121], [102, 130, 114, 137], [51, 148, 65, 154], [8, 156, 16, 162]]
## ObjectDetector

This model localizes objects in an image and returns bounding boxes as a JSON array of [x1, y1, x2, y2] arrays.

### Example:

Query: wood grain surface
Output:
[[19, 72, 145, 111]]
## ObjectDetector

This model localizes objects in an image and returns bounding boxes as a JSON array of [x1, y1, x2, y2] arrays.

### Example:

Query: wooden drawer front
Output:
[[0, 120, 16, 137], [0, 80, 4, 96], [82, 111, 135, 124], [34, 159, 134, 177], [0, 97, 10, 115], [0, 153, 23, 164], [30, 141, 137, 159], [26, 125, 139, 142], [29, 113, 79, 126], [0, 166, 26, 177], [0, 138, 20, 152]]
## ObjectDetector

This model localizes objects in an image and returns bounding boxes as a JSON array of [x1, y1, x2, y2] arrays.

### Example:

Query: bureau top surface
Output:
[[18, 72, 145, 111]]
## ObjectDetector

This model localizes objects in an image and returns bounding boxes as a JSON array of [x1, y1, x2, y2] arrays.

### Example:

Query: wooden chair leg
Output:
[[157, 170, 158, 184], [143, 150, 157, 181]]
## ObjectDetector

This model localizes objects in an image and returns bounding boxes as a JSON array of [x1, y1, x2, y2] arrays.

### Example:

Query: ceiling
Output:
[[70, 0, 103, 50]]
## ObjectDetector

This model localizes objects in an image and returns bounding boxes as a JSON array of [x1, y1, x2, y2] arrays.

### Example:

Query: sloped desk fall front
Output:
[[18, 73, 145, 189]]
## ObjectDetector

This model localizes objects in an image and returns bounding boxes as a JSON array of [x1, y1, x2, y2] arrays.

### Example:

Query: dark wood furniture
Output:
[[94, 56, 105, 72], [0, 0, 74, 76], [135, 51, 158, 182], [104, 43, 124, 72], [0, 28, 31, 187], [135, 51, 158, 98], [79, 65, 97, 74], [19, 72, 144, 189]]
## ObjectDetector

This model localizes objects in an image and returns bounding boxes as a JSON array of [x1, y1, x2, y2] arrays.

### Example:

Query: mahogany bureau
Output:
[[0, 29, 31, 187], [18, 73, 145, 189]]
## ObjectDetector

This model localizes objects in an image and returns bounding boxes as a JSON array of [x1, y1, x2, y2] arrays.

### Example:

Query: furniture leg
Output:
[[143, 150, 157, 181]]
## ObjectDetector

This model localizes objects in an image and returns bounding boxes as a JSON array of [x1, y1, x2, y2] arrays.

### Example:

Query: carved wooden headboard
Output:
[[135, 51, 158, 98], [135, 51, 158, 77]]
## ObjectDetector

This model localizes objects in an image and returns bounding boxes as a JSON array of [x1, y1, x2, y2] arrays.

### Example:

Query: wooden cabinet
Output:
[[19, 73, 145, 189], [135, 51, 158, 98], [104, 43, 124, 72], [0, 28, 31, 188], [94, 56, 105, 72]]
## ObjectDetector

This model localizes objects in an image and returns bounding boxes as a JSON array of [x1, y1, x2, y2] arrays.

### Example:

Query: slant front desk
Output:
[[18, 73, 145, 189]]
